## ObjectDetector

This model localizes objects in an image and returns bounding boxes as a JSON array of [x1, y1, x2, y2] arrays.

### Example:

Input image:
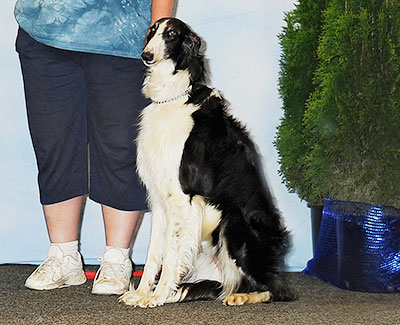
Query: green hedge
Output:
[[275, 0, 328, 204], [276, 0, 400, 207]]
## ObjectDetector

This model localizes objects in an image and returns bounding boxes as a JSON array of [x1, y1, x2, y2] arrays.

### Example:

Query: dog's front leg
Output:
[[135, 194, 202, 307], [148, 218, 181, 306], [152, 195, 203, 306], [119, 204, 166, 306]]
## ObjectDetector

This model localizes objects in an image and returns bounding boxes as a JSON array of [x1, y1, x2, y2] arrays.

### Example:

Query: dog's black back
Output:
[[179, 84, 294, 301]]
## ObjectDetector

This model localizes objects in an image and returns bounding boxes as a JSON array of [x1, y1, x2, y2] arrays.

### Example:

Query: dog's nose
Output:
[[141, 51, 154, 63]]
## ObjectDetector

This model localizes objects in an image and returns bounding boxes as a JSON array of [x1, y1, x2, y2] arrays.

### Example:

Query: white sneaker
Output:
[[25, 245, 86, 290], [91, 247, 132, 295]]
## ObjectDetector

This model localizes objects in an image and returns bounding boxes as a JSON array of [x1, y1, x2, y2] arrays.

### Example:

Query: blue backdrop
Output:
[[0, 0, 311, 271]]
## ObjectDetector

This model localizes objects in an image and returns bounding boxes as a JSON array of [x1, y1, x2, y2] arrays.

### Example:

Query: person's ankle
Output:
[[104, 245, 130, 259], [48, 240, 79, 259]]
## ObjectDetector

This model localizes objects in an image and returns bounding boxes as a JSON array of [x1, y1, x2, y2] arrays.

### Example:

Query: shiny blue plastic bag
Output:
[[303, 198, 400, 292]]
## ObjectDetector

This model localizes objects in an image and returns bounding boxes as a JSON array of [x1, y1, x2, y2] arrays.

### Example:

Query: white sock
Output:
[[105, 245, 130, 259], [49, 240, 79, 257]]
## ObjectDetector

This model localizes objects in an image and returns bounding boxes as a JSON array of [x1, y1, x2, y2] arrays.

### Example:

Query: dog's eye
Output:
[[167, 30, 177, 38]]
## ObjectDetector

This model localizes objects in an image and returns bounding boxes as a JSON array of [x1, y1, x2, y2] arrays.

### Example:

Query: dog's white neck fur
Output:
[[143, 59, 191, 104]]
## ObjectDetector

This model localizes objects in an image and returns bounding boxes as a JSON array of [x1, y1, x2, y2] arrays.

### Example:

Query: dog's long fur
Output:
[[119, 18, 296, 308]]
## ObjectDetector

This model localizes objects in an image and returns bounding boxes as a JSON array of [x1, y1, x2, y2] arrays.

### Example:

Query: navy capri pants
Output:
[[16, 28, 148, 211]]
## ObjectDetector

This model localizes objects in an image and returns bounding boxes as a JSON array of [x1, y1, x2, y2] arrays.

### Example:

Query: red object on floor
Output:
[[85, 270, 143, 280]]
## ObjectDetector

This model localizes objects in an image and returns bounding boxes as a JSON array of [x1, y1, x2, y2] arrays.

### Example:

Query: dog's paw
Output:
[[119, 290, 166, 308], [119, 290, 153, 307], [223, 293, 249, 306], [136, 294, 166, 308], [119, 290, 141, 306], [223, 291, 271, 306]]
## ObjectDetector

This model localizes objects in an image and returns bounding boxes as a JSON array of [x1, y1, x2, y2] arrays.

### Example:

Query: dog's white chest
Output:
[[137, 101, 199, 196]]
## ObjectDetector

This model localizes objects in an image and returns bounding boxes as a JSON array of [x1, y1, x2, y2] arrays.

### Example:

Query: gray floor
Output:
[[1, 264, 399, 325]]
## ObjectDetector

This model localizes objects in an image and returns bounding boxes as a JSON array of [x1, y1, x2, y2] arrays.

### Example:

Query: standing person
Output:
[[14, 0, 174, 295]]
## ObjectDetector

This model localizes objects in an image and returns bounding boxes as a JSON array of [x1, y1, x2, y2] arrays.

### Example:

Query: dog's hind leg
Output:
[[170, 280, 222, 303], [223, 291, 271, 306]]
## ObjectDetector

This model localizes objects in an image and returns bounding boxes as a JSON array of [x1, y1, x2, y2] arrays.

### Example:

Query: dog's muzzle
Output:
[[141, 51, 155, 67]]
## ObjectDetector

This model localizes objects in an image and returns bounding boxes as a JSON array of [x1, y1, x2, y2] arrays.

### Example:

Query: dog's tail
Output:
[[172, 280, 222, 303]]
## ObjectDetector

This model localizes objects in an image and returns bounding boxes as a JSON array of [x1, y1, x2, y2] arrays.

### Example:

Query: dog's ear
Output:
[[182, 31, 201, 58], [175, 31, 204, 83]]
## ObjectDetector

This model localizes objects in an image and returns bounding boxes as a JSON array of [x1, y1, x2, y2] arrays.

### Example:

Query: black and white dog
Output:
[[119, 18, 295, 308]]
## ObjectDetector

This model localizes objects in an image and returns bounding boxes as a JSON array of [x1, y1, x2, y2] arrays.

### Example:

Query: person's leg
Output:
[[102, 206, 144, 249], [16, 29, 88, 289], [85, 54, 149, 295], [44, 196, 84, 243], [96, 207, 144, 294], [94, 207, 144, 295], [85, 55, 148, 213], [16, 29, 89, 207]]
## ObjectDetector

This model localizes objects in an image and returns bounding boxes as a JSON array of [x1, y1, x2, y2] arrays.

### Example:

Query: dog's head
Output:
[[142, 18, 204, 84]]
